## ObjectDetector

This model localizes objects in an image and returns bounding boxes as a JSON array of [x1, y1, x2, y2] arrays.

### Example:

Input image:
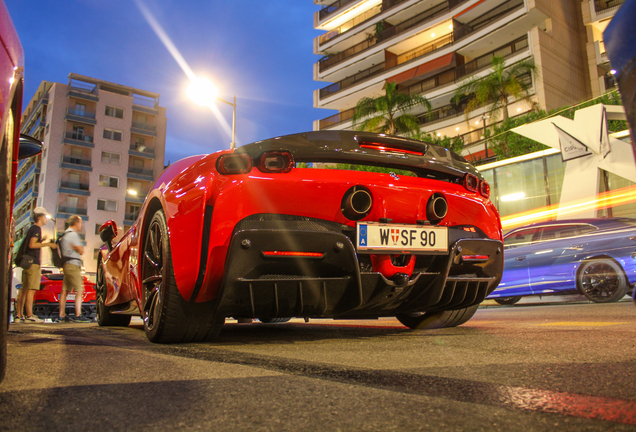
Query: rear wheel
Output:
[[141, 209, 224, 343], [396, 305, 479, 330], [494, 296, 522, 306], [578, 259, 628, 303], [96, 256, 131, 327]]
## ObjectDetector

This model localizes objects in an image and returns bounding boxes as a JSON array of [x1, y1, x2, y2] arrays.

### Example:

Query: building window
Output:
[[95, 224, 103, 235], [103, 128, 122, 141], [45, 124, 49, 135], [97, 199, 117, 212], [101, 151, 120, 165], [99, 175, 119, 188], [105, 105, 124, 119], [75, 103, 86, 115]]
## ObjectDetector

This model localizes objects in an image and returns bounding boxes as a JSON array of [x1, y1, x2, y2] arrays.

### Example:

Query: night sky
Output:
[[6, 0, 333, 165]]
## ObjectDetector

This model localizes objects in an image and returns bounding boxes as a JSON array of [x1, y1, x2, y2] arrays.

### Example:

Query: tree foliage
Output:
[[411, 131, 464, 154], [454, 56, 537, 122], [352, 81, 431, 135]]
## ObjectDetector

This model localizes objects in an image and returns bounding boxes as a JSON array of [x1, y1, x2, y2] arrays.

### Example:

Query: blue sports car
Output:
[[488, 218, 636, 305]]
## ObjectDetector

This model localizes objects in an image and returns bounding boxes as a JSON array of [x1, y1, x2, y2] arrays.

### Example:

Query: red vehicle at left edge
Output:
[[0, 0, 43, 383]]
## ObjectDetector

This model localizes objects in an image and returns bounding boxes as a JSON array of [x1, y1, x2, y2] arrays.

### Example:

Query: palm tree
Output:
[[351, 81, 431, 135], [454, 56, 537, 121]]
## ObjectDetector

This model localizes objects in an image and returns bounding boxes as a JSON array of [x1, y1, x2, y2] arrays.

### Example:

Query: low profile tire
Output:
[[577, 259, 628, 303], [258, 317, 292, 324], [96, 256, 131, 327], [494, 296, 522, 306], [142, 209, 224, 343], [397, 305, 479, 330]]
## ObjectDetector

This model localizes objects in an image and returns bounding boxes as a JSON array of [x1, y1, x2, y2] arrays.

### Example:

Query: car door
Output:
[[494, 228, 539, 297], [526, 224, 592, 294]]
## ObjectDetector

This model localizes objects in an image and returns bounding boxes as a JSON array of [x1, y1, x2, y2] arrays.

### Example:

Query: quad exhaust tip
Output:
[[427, 193, 447, 224], [342, 186, 373, 220]]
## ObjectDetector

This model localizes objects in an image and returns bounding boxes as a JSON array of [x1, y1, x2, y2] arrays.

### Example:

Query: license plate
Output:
[[356, 222, 448, 254], [67, 294, 76, 301]]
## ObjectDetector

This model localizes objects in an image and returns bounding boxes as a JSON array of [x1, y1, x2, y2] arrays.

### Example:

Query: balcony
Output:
[[63, 132, 95, 148], [59, 181, 90, 196], [27, 120, 45, 137], [61, 156, 92, 172], [319, 0, 464, 72], [68, 81, 99, 102], [319, 0, 359, 22], [66, 108, 97, 125], [129, 143, 155, 158], [319, 3, 384, 45], [56, 206, 88, 216], [124, 213, 139, 224], [453, 0, 524, 41], [320, 33, 454, 99], [594, 0, 624, 13], [131, 122, 157, 137], [127, 166, 154, 181]]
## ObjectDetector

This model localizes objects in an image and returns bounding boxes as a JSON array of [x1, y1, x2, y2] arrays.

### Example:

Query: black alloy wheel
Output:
[[96, 256, 131, 327], [141, 209, 224, 343], [578, 259, 628, 303]]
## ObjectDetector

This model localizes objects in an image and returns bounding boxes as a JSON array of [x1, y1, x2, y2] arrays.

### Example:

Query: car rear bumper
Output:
[[216, 219, 503, 319]]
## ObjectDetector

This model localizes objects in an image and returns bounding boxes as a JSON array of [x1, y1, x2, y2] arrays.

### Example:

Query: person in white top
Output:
[[55, 215, 90, 323]]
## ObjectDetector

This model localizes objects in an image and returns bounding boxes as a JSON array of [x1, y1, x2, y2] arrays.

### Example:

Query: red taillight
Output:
[[462, 255, 490, 262], [359, 142, 424, 156], [463, 173, 479, 192], [479, 180, 490, 199], [262, 251, 324, 258], [258, 151, 294, 173], [216, 154, 252, 175]]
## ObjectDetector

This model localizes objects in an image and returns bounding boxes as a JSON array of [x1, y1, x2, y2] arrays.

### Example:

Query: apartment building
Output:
[[312, 0, 612, 161], [15, 73, 167, 273]]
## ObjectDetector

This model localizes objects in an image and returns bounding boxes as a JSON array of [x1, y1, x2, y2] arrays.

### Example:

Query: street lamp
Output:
[[187, 77, 237, 149]]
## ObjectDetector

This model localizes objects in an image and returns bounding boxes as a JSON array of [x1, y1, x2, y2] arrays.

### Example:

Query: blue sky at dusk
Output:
[[6, 0, 334, 164]]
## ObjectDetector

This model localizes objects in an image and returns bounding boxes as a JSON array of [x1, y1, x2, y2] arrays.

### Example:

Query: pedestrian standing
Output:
[[15, 207, 57, 323], [54, 215, 90, 323]]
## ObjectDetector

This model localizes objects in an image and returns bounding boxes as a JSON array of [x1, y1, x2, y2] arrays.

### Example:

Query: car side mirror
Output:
[[18, 134, 43, 160], [99, 220, 118, 252]]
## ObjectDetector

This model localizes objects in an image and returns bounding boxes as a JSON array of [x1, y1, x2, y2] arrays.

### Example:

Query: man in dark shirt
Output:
[[15, 207, 57, 323]]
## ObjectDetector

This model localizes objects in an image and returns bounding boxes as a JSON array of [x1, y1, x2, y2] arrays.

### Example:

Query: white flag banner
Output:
[[600, 106, 611, 159], [553, 123, 592, 162]]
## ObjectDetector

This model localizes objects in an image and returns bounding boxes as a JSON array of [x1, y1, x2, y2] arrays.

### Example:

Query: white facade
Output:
[[16, 74, 167, 273], [312, 0, 595, 162]]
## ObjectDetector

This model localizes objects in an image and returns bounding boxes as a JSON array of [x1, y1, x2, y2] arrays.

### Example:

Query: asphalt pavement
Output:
[[1, 301, 635, 431]]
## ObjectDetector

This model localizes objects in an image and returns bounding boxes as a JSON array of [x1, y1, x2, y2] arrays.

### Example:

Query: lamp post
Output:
[[187, 77, 237, 150]]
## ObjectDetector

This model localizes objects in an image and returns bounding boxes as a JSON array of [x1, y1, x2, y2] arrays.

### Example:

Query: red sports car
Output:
[[14, 272, 97, 321], [97, 131, 503, 343]]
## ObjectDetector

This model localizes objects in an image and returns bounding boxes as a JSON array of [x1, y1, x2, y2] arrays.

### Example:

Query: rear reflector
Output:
[[262, 251, 324, 258], [216, 154, 252, 175], [479, 180, 491, 199], [462, 255, 490, 262], [258, 151, 294, 173], [360, 143, 424, 156]]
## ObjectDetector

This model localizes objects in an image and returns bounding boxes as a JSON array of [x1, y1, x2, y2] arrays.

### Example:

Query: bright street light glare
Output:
[[187, 77, 219, 107]]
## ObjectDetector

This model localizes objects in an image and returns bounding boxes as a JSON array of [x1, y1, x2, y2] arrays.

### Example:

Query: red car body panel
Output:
[[100, 132, 503, 321]]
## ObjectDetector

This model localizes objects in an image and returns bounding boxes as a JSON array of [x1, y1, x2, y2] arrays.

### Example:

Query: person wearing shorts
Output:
[[16, 207, 57, 323], [55, 215, 90, 323]]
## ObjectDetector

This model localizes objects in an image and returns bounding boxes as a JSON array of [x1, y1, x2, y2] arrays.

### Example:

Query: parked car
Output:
[[13, 271, 97, 321], [488, 218, 636, 305], [96, 131, 504, 343]]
